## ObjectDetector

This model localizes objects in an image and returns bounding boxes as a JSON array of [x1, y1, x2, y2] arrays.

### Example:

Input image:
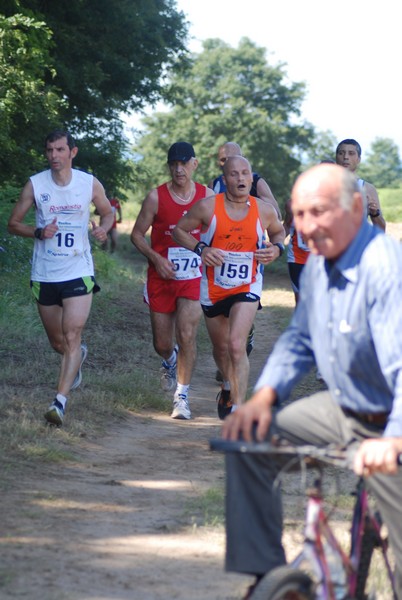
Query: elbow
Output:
[[171, 225, 181, 244], [7, 221, 15, 235]]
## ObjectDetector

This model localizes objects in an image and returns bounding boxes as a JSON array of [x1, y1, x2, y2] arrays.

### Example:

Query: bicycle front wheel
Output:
[[252, 565, 315, 600]]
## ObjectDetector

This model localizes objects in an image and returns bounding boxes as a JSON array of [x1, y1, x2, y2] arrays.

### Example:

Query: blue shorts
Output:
[[31, 276, 100, 307]]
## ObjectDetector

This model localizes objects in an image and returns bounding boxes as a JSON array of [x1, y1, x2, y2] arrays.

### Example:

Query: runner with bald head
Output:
[[173, 155, 285, 420], [209, 142, 281, 218]]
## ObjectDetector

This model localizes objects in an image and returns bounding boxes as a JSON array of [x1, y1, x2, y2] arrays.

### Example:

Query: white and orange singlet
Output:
[[200, 193, 264, 306]]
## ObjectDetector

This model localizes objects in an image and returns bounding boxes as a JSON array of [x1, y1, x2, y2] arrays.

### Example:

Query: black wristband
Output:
[[273, 242, 285, 257], [34, 228, 43, 240], [193, 241, 208, 257]]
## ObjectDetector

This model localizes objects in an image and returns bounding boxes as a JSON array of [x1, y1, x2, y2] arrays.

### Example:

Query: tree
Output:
[[4, 0, 188, 124], [134, 38, 315, 205], [359, 137, 402, 188], [1, 0, 189, 190], [301, 130, 338, 167], [0, 13, 63, 185]]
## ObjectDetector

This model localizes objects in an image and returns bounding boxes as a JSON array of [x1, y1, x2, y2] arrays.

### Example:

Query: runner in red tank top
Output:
[[131, 142, 214, 420]]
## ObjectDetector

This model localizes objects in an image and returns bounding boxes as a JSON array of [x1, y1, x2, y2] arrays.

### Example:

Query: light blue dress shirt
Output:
[[256, 219, 402, 437]]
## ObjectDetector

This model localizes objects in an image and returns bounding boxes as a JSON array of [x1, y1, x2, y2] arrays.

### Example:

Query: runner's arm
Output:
[[92, 179, 114, 237], [7, 181, 37, 238], [256, 178, 282, 219], [131, 190, 176, 278]]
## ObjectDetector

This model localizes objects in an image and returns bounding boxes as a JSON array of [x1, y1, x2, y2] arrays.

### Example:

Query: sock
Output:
[[222, 380, 231, 391], [176, 383, 189, 397], [56, 393, 67, 409], [166, 349, 177, 366]]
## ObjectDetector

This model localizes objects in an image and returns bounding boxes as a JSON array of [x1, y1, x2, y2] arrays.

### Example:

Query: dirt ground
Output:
[[2, 223, 400, 600], [1, 268, 291, 600]]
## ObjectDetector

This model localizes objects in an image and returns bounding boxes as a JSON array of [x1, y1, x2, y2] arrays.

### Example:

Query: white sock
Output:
[[223, 380, 231, 391], [56, 393, 67, 409], [176, 383, 189, 397]]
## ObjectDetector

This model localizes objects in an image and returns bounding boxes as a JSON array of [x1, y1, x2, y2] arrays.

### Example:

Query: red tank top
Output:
[[148, 182, 207, 278]]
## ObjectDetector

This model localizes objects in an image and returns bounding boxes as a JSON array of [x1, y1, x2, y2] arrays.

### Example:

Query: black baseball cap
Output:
[[167, 142, 196, 163]]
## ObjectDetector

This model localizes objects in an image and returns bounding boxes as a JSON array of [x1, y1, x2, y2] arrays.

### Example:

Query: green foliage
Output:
[[0, 13, 63, 185], [0, 0, 189, 191], [378, 186, 402, 222], [302, 130, 338, 167], [359, 137, 402, 188], [134, 38, 315, 206]]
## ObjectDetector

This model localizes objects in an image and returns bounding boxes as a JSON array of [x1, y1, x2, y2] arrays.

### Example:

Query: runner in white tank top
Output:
[[8, 129, 114, 426]]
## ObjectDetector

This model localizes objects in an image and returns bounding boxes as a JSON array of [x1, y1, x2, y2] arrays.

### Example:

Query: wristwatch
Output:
[[273, 242, 285, 257], [369, 209, 381, 218], [193, 241, 208, 256], [34, 228, 43, 240]]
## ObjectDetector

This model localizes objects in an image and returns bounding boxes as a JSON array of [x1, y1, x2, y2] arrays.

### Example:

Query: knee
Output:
[[49, 338, 64, 354], [175, 326, 197, 350], [63, 330, 82, 352], [153, 338, 172, 357], [228, 337, 246, 364]]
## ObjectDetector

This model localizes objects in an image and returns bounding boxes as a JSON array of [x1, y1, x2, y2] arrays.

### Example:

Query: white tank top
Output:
[[30, 169, 94, 282]]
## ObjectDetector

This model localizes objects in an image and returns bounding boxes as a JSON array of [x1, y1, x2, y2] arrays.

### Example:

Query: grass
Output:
[[379, 185, 402, 222]]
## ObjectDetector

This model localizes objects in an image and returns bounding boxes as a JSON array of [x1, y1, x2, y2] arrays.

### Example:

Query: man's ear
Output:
[[71, 146, 79, 159]]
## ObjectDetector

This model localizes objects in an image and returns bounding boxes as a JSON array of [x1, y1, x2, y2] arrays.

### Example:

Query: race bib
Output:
[[214, 251, 253, 289], [168, 247, 202, 281], [46, 220, 83, 258]]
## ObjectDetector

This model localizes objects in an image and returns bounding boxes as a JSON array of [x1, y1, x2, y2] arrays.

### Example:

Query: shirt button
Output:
[[329, 356, 335, 363], [328, 322, 333, 329], [334, 389, 341, 396]]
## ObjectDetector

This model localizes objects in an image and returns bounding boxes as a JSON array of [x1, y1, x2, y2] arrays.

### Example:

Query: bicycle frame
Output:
[[290, 472, 397, 600], [209, 439, 401, 599], [349, 479, 396, 599]]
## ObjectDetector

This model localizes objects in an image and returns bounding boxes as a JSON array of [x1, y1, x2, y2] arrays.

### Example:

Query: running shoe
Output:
[[216, 388, 233, 420], [71, 343, 88, 390], [246, 324, 255, 356], [44, 399, 65, 426], [160, 345, 178, 392], [171, 393, 191, 420]]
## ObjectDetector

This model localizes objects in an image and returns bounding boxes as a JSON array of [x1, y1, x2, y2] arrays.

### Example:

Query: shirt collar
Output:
[[325, 219, 381, 283]]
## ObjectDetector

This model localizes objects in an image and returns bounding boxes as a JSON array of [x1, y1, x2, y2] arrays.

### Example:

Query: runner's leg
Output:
[[175, 298, 201, 385]]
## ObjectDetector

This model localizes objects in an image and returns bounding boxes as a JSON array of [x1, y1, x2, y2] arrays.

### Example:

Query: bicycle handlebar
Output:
[[209, 439, 352, 468], [210, 439, 402, 469]]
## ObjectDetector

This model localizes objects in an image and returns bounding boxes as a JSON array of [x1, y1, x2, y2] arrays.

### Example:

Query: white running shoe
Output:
[[71, 344, 88, 390], [171, 393, 191, 420]]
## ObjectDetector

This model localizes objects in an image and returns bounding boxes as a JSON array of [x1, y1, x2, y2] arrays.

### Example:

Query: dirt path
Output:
[[3, 224, 400, 600], [1, 279, 287, 600]]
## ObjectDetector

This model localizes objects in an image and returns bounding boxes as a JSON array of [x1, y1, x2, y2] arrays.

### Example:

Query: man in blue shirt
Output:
[[222, 163, 402, 599]]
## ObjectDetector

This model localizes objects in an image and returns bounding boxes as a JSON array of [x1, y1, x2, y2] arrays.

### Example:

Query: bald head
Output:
[[217, 142, 243, 169], [222, 155, 251, 177], [293, 164, 359, 210], [291, 163, 364, 260]]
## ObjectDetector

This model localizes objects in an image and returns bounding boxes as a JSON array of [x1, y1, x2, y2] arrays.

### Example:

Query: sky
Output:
[[148, 0, 402, 160]]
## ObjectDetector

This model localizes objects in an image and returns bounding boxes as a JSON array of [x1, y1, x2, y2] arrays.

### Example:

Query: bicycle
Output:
[[210, 439, 400, 600]]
